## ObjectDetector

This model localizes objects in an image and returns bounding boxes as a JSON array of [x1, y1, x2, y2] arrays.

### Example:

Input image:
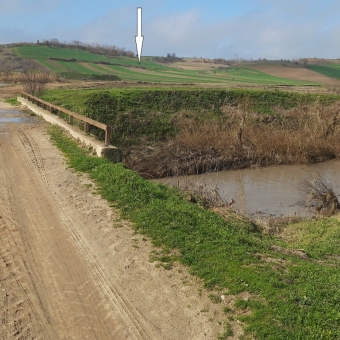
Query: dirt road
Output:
[[0, 99, 225, 339]]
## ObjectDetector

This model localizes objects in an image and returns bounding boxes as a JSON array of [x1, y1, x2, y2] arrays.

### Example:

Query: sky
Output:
[[1, 0, 340, 60]]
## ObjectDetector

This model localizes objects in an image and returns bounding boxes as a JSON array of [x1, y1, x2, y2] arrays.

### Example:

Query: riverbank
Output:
[[49, 124, 340, 339], [40, 87, 340, 178]]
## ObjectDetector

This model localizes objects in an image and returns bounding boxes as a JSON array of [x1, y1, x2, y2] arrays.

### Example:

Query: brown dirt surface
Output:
[[46, 59, 68, 71], [128, 67, 156, 74], [170, 58, 230, 71], [0, 86, 237, 339], [246, 64, 340, 85], [80, 62, 107, 74]]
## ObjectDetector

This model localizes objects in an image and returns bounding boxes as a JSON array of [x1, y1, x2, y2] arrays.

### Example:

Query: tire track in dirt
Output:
[[0, 122, 157, 338], [1, 134, 52, 339], [53, 207, 153, 339], [6, 133, 122, 339], [16, 124, 157, 338], [18, 131, 48, 183], [0, 214, 53, 340], [18, 128, 154, 338]]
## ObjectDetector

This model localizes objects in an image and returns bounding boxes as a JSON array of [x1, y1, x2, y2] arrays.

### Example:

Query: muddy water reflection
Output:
[[0, 109, 39, 125], [155, 161, 340, 217]]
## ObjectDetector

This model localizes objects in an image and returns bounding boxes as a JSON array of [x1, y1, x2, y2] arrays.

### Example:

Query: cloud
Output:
[[1, 0, 340, 59], [0, 27, 35, 44], [139, 2, 340, 59], [144, 9, 224, 57], [0, 0, 65, 14], [56, 7, 136, 51], [223, 5, 340, 59]]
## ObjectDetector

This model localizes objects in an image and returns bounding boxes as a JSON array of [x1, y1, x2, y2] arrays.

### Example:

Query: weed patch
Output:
[[5, 97, 20, 106]]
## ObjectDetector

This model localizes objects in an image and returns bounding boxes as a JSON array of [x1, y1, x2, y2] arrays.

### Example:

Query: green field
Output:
[[14, 45, 317, 85], [15, 45, 167, 69], [308, 64, 340, 80]]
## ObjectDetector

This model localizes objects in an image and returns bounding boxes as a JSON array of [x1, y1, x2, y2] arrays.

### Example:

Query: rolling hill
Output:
[[10, 45, 318, 85], [8, 44, 340, 86]]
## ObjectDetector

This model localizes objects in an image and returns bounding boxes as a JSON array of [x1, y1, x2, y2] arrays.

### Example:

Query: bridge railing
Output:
[[21, 92, 112, 145]]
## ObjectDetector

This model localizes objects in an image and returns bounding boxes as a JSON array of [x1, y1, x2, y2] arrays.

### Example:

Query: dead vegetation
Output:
[[0, 47, 41, 82], [21, 69, 56, 96], [179, 183, 233, 208], [126, 101, 340, 178], [0, 47, 55, 93], [300, 172, 340, 215]]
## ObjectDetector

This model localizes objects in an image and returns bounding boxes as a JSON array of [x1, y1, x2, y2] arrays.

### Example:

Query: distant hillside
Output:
[[307, 64, 340, 81], [246, 64, 340, 85], [169, 58, 340, 85], [1, 43, 334, 85]]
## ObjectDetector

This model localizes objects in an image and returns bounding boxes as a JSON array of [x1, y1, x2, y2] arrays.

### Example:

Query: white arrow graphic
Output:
[[135, 7, 144, 64]]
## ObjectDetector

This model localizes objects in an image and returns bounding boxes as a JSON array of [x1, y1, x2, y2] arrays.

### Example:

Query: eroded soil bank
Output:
[[125, 101, 340, 178]]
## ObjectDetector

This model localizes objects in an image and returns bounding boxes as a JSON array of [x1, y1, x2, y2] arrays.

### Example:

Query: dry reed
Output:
[[125, 102, 340, 178], [299, 172, 340, 215]]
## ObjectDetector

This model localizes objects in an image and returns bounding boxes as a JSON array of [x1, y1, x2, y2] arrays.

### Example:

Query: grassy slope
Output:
[[308, 64, 340, 80], [49, 124, 340, 340], [14, 45, 315, 85], [41, 87, 339, 116], [41, 87, 340, 150]]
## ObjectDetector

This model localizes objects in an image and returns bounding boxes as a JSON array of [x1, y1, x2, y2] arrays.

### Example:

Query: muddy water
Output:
[[154, 160, 340, 217], [0, 109, 39, 125]]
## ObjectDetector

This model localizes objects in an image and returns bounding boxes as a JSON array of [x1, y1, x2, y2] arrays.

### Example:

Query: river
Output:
[[154, 160, 340, 217]]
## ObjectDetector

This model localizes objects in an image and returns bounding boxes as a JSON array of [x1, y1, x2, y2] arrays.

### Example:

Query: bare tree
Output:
[[21, 69, 55, 96]]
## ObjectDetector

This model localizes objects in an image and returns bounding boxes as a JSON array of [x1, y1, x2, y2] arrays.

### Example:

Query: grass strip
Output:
[[5, 97, 20, 106], [48, 125, 340, 339]]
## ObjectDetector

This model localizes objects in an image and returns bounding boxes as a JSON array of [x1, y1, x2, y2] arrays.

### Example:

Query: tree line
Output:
[[37, 39, 135, 58]]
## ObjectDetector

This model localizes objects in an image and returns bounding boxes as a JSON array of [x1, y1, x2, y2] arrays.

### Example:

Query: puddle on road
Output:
[[0, 109, 39, 124], [0, 116, 37, 123], [154, 160, 340, 218]]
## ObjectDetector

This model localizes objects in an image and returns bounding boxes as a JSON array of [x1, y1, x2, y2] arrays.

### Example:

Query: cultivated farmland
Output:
[[13, 45, 320, 85]]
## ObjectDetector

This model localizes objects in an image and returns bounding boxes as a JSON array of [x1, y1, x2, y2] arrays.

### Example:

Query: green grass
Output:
[[13, 45, 319, 85], [57, 72, 120, 81], [42, 87, 338, 113], [5, 97, 20, 106], [49, 124, 340, 339], [308, 64, 340, 80], [40, 87, 340, 147], [279, 217, 340, 258]]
